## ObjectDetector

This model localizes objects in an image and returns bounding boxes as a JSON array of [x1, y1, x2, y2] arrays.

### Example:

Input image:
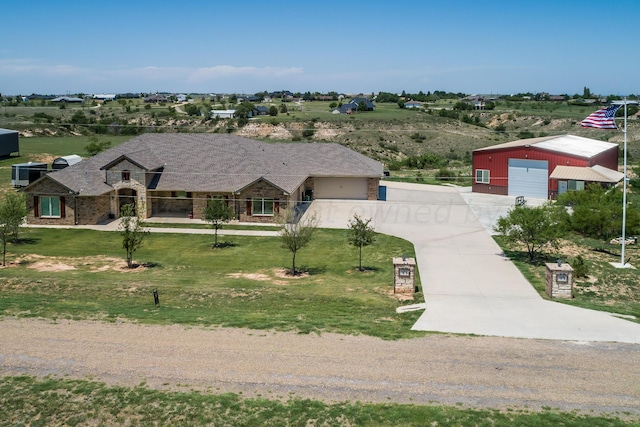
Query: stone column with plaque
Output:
[[393, 255, 416, 294], [545, 260, 574, 299]]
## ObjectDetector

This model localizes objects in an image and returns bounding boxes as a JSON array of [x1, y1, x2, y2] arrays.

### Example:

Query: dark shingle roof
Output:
[[41, 134, 382, 196]]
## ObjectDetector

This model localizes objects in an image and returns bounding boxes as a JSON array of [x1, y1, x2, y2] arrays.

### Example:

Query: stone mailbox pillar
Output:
[[393, 256, 416, 294], [545, 260, 574, 299]]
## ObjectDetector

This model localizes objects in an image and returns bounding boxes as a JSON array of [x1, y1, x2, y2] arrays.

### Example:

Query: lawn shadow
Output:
[[302, 265, 327, 275], [351, 265, 381, 273], [211, 241, 238, 249], [142, 262, 161, 268], [14, 237, 40, 245]]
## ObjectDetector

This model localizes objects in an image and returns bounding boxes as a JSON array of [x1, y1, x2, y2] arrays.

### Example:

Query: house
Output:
[[472, 134, 619, 199], [350, 97, 375, 111], [23, 134, 383, 225], [254, 106, 270, 116], [404, 101, 422, 109]]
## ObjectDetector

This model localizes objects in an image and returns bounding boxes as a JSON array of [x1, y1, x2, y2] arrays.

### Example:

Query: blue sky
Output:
[[2, 0, 638, 96]]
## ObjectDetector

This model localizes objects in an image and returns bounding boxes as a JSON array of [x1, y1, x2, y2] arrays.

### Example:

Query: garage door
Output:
[[314, 177, 369, 200], [508, 159, 548, 199]]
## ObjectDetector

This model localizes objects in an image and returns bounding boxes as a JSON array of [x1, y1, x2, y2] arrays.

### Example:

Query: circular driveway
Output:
[[305, 181, 640, 344]]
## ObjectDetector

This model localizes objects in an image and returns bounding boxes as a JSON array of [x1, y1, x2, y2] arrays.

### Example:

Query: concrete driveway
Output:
[[304, 181, 640, 344]]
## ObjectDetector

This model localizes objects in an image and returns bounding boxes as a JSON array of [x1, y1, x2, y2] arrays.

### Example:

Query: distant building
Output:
[[211, 110, 236, 119]]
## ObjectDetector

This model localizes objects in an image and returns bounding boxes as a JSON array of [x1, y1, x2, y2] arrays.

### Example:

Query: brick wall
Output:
[[237, 180, 290, 223]]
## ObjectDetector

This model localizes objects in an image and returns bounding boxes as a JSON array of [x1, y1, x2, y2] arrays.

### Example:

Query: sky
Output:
[[1, 0, 639, 97]]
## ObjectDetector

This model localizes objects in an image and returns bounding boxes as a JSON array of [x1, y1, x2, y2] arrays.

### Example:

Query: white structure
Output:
[[211, 109, 236, 119], [92, 94, 117, 101]]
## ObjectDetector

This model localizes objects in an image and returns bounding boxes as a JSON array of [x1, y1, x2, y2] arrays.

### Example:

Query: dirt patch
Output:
[[227, 269, 309, 284], [380, 287, 415, 302], [227, 272, 271, 281], [15, 254, 145, 273]]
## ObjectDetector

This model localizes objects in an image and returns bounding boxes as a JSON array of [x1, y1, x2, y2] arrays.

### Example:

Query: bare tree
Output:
[[278, 209, 318, 276], [118, 203, 149, 268]]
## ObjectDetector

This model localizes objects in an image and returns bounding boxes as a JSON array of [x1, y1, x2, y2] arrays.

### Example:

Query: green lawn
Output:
[[1, 376, 634, 427], [0, 227, 424, 340]]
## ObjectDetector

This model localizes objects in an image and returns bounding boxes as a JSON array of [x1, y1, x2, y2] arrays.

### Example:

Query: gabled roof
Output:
[[550, 165, 624, 183], [474, 134, 618, 159], [31, 134, 382, 196]]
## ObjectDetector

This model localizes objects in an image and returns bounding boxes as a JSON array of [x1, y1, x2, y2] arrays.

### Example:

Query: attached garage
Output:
[[507, 159, 548, 199], [314, 177, 369, 199]]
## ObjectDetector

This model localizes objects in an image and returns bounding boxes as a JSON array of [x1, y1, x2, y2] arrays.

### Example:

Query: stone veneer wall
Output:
[[191, 192, 234, 220], [237, 181, 290, 223], [76, 196, 111, 225], [26, 177, 75, 225]]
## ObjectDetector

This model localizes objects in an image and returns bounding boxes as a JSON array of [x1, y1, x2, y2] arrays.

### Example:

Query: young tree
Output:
[[118, 203, 149, 268], [494, 203, 564, 263], [0, 192, 27, 266], [278, 209, 318, 276], [203, 198, 234, 247], [347, 214, 376, 271]]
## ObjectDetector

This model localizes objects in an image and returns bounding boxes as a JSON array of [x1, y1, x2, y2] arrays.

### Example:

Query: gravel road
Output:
[[1, 318, 639, 416]]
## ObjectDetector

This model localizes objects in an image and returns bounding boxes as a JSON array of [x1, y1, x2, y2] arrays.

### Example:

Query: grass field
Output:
[[0, 227, 424, 340], [1, 375, 634, 427]]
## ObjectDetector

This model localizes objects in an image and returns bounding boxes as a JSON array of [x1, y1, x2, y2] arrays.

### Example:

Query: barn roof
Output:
[[474, 134, 618, 159], [33, 134, 382, 196]]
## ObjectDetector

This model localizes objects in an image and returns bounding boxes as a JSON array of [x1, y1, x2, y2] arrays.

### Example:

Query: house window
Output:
[[122, 170, 130, 181], [40, 196, 61, 218], [568, 180, 585, 191], [252, 198, 274, 216], [475, 169, 490, 184]]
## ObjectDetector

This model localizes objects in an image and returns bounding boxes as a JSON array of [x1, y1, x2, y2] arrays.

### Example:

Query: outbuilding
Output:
[[472, 134, 619, 200], [52, 154, 83, 170], [0, 128, 20, 157]]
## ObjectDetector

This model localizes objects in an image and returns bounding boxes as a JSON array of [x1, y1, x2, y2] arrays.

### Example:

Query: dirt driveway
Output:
[[1, 318, 639, 417]]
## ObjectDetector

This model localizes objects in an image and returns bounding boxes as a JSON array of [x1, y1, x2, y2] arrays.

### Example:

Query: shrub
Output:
[[572, 255, 589, 278], [436, 168, 456, 181]]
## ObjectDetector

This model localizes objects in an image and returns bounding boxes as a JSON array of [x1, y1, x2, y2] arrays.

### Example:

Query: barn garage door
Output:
[[314, 177, 369, 199], [508, 159, 548, 199]]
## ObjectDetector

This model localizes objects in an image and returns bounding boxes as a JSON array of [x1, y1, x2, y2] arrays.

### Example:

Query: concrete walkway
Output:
[[306, 181, 640, 344]]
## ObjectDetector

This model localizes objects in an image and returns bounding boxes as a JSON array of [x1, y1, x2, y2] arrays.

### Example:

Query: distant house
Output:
[[405, 101, 422, 109], [51, 96, 84, 103], [332, 97, 375, 114], [92, 94, 117, 102], [211, 109, 236, 119], [175, 94, 188, 102], [22, 134, 383, 225], [144, 94, 169, 103], [254, 106, 270, 116]]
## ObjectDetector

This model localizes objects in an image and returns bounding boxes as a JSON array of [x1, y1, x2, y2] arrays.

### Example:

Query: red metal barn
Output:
[[472, 135, 619, 199]]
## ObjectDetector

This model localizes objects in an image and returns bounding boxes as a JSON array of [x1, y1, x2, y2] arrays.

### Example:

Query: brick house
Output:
[[23, 134, 383, 225]]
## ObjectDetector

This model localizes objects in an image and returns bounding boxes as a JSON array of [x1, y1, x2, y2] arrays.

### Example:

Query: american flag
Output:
[[581, 104, 622, 129]]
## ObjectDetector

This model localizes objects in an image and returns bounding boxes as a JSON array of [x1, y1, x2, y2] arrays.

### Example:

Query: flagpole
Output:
[[621, 97, 628, 267]]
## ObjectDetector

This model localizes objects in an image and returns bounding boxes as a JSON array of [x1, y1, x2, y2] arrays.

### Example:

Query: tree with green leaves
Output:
[[0, 192, 27, 266], [494, 203, 564, 263], [203, 198, 234, 247], [85, 136, 111, 156], [347, 214, 376, 271], [278, 209, 318, 276], [118, 203, 149, 268], [556, 184, 640, 241], [268, 105, 278, 116]]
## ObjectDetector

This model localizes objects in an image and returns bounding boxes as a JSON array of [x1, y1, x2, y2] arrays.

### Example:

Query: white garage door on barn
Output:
[[508, 159, 549, 199], [314, 177, 369, 199]]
